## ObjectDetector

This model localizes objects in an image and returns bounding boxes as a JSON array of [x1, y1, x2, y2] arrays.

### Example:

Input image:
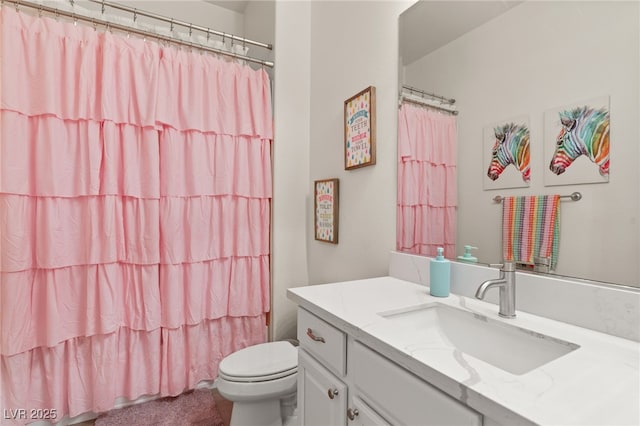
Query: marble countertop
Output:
[[287, 277, 640, 426]]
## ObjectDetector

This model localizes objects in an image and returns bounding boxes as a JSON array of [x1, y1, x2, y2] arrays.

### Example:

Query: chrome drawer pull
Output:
[[306, 328, 326, 343], [327, 388, 339, 399], [347, 408, 359, 421]]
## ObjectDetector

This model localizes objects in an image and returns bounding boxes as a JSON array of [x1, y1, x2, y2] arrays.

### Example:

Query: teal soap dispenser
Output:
[[457, 245, 478, 263], [429, 247, 451, 297]]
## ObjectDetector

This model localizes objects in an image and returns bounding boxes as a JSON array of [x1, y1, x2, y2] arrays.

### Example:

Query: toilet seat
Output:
[[219, 341, 298, 383], [219, 367, 297, 383]]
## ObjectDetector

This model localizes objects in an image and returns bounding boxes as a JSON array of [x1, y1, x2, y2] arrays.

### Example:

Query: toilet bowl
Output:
[[215, 341, 298, 426]]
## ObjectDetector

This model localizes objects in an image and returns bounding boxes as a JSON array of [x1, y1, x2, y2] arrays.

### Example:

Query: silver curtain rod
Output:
[[402, 84, 456, 105], [87, 0, 272, 51], [4, 0, 274, 68], [493, 192, 582, 203]]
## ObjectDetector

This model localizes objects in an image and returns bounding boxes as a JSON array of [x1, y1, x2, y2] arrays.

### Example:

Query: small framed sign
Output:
[[314, 178, 339, 244], [344, 86, 376, 170]]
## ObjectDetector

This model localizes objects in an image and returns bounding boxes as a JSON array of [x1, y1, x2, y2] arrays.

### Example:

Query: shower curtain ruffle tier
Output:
[[1, 6, 272, 421]]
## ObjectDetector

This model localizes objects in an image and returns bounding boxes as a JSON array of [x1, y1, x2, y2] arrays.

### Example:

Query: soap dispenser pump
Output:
[[429, 247, 451, 297], [457, 245, 478, 263]]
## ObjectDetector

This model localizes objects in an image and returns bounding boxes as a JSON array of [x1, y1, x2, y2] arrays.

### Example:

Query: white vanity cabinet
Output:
[[346, 395, 390, 426], [297, 308, 348, 425], [297, 307, 483, 426]]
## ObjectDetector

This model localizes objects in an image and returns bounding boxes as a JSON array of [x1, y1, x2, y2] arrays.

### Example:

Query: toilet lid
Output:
[[219, 341, 298, 381]]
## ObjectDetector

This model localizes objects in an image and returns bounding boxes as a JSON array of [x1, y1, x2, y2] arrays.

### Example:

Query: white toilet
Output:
[[215, 341, 298, 426]]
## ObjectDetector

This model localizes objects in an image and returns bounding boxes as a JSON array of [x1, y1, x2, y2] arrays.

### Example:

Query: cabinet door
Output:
[[347, 396, 390, 426], [298, 348, 347, 426], [350, 341, 482, 426]]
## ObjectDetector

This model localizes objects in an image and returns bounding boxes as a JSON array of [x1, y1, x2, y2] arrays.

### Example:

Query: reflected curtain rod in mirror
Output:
[[400, 84, 458, 115]]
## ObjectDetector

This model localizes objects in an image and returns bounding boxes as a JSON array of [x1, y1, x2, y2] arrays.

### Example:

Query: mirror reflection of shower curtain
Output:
[[397, 102, 457, 258]]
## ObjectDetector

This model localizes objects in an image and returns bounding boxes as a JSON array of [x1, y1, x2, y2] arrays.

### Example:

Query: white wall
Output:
[[306, 0, 412, 285], [404, 1, 639, 287], [269, 0, 413, 339], [271, 1, 311, 340], [243, 0, 275, 79]]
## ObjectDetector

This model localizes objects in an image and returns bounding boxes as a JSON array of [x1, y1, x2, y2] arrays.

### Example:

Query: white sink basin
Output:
[[378, 303, 580, 375]]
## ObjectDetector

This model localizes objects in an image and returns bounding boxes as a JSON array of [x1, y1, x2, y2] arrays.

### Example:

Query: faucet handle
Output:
[[489, 261, 516, 272], [501, 261, 516, 272]]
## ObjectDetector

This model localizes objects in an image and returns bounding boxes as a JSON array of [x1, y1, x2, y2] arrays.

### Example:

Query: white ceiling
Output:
[[204, 0, 249, 14], [400, 1, 523, 65]]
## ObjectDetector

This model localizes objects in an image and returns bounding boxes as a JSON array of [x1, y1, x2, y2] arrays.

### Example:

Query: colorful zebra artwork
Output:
[[549, 106, 610, 177], [487, 123, 531, 183]]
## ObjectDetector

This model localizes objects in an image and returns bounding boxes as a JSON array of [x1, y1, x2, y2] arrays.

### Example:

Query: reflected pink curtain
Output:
[[0, 7, 271, 421], [397, 103, 457, 257]]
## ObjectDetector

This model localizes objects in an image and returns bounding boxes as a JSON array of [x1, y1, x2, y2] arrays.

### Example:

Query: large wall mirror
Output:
[[398, 1, 639, 288]]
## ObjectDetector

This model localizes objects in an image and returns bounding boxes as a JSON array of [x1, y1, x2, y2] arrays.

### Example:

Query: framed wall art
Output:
[[482, 115, 531, 190], [314, 178, 339, 244], [344, 86, 376, 170], [543, 95, 610, 186]]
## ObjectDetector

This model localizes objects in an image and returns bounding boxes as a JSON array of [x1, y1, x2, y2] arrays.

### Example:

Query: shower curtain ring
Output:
[[206, 28, 210, 42], [170, 18, 174, 32], [101, 0, 105, 14], [133, 8, 137, 22], [189, 24, 193, 37]]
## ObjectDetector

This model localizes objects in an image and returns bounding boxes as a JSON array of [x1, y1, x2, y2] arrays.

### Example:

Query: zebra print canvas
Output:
[[483, 115, 531, 190], [544, 96, 610, 186]]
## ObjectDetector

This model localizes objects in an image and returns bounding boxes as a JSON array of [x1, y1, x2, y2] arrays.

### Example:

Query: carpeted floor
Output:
[[77, 389, 232, 426]]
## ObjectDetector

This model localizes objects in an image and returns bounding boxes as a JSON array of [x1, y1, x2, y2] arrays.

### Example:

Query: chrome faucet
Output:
[[475, 261, 516, 318]]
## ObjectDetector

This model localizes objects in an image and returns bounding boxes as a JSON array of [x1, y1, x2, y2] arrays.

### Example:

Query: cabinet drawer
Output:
[[351, 341, 482, 426], [297, 308, 346, 376]]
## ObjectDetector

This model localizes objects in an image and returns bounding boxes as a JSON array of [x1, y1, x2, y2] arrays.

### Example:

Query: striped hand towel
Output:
[[502, 195, 560, 269]]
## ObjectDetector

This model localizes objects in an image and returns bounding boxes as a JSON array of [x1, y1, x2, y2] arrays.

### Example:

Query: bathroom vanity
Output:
[[287, 273, 639, 425]]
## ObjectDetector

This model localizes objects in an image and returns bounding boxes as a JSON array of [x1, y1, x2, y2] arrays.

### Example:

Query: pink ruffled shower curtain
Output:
[[1, 6, 270, 422], [397, 102, 457, 257]]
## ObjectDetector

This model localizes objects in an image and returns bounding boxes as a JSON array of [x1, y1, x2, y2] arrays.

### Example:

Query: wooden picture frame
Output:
[[344, 86, 376, 170], [314, 178, 339, 244]]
